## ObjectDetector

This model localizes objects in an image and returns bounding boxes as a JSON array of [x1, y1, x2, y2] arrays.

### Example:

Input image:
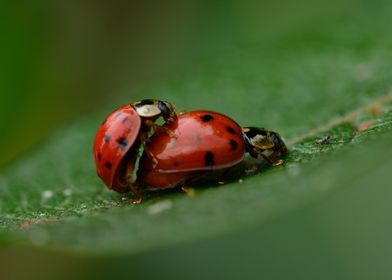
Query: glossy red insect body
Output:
[[94, 104, 141, 193], [137, 110, 245, 188], [137, 110, 287, 189], [93, 100, 176, 195]]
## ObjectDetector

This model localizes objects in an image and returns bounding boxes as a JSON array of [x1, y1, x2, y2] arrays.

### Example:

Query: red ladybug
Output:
[[93, 99, 176, 199], [137, 110, 287, 190]]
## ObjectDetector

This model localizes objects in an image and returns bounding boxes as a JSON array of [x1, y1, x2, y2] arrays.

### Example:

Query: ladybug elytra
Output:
[[93, 99, 176, 201]]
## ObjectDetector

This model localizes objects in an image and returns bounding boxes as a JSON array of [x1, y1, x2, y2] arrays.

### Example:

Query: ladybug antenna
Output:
[[242, 127, 287, 165]]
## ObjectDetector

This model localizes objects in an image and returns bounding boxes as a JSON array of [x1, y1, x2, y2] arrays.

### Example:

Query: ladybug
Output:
[[93, 99, 176, 201], [136, 110, 287, 190]]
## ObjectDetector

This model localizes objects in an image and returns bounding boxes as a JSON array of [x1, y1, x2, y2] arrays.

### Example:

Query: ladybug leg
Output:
[[143, 119, 176, 138], [137, 126, 151, 144], [181, 186, 196, 197], [261, 155, 284, 166], [129, 184, 142, 204], [217, 168, 233, 185], [127, 177, 143, 204], [154, 124, 176, 137], [145, 151, 158, 167], [125, 158, 143, 204], [163, 111, 177, 125]]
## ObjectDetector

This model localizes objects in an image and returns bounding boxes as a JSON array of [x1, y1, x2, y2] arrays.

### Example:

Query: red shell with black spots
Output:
[[137, 110, 246, 188], [93, 104, 141, 193]]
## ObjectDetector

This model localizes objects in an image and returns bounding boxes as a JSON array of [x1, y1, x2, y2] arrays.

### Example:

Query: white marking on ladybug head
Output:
[[135, 104, 161, 118], [251, 134, 266, 144], [251, 134, 274, 149]]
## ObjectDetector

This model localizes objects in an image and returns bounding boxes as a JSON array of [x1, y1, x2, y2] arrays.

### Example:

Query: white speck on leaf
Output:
[[63, 189, 72, 197], [147, 200, 173, 215], [41, 190, 53, 199], [245, 165, 258, 174]]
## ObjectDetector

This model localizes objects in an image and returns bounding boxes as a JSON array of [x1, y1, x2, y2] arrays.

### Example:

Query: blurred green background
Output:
[[3, 0, 390, 166], [0, 1, 199, 166], [1, 0, 392, 279]]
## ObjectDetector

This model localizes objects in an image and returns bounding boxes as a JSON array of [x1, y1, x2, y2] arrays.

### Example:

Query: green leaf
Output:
[[2, 0, 392, 279], [2, 101, 391, 252]]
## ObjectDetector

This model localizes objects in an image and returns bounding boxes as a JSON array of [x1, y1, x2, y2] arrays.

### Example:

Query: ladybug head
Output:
[[132, 99, 176, 120], [242, 127, 287, 165]]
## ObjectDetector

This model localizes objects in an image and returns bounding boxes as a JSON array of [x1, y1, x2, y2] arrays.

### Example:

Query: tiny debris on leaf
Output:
[[315, 135, 333, 145], [245, 165, 258, 174], [63, 189, 73, 197], [19, 219, 56, 229], [182, 186, 196, 197], [41, 190, 53, 199], [355, 121, 375, 132]]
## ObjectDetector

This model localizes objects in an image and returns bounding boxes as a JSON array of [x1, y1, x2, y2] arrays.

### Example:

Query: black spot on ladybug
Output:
[[141, 99, 155, 105], [104, 135, 110, 142], [134, 99, 155, 107], [226, 126, 236, 134], [173, 161, 180, 167], [246, 127, 268, 138], [97, 153, 102, 161], [229, 140, 238, 151], [116, 137, 128, 149], [204, 152, 215, 167], [105, 162, 112, 169], [200, 114, 214, 122], [121, 116, 129, 123]]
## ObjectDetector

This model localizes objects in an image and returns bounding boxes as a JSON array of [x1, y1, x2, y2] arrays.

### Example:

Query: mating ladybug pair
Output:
[[93, 99, 287, 203]]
